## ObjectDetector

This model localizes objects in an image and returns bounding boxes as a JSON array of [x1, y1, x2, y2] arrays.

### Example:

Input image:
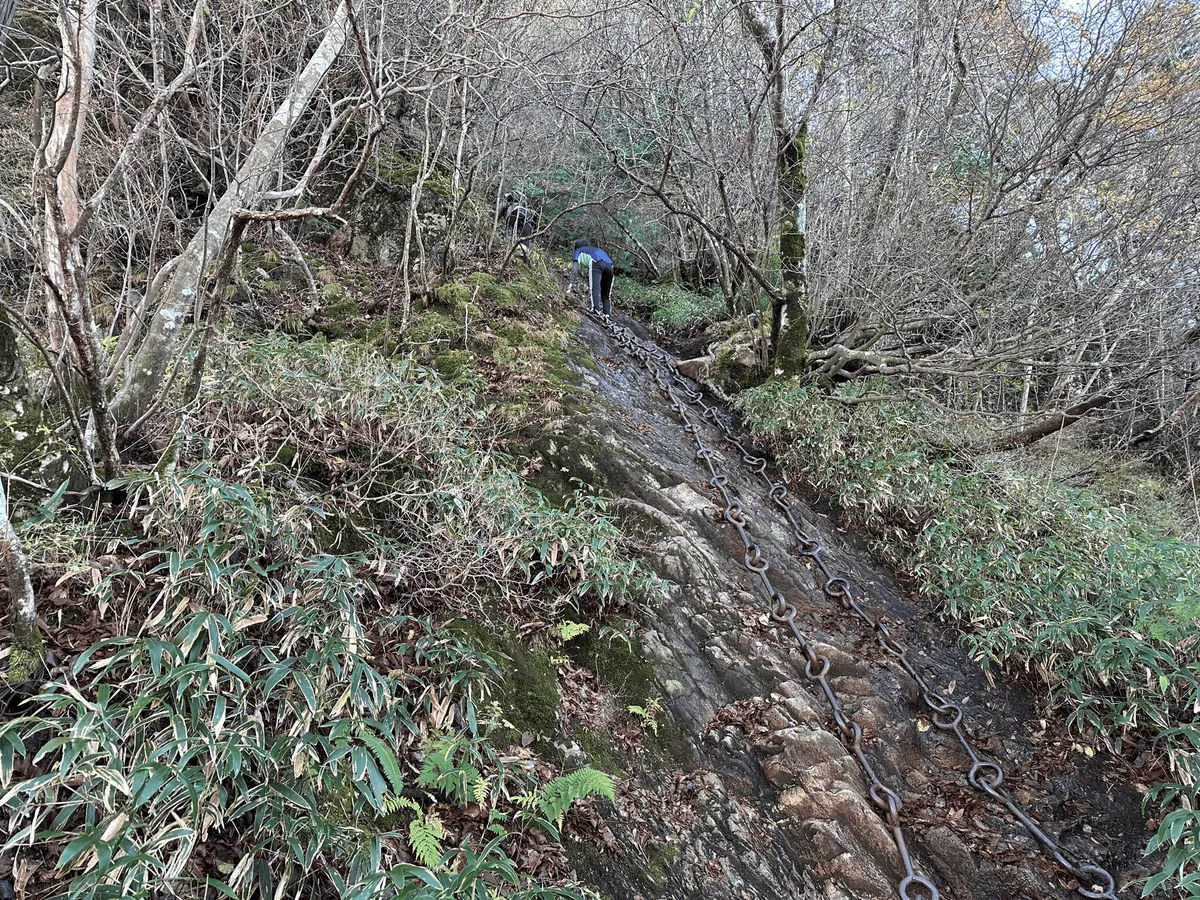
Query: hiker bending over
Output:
[[568, 240, 614, 315], [498, 194, 535, 247]]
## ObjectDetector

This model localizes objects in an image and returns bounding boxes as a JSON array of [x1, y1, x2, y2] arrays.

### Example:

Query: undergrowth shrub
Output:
[[193, 333, 659, 623], [0, 333, 657, 899], [620, 283, 726, 334], [737, 377, 1200, 895]]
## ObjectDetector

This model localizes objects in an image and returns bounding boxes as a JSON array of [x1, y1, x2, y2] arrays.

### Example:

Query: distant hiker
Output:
[[568, 240, 614, 316], [498, 194, 535, 247]]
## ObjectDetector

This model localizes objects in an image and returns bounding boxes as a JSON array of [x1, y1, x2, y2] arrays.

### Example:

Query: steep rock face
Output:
[[548, 313, 1150, 900]]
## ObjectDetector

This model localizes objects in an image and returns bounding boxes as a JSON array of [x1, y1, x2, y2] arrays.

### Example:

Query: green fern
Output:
[[381, 794, 420, 816], [408, 811, 445, 867], [513, 792, 540, 812], [537, 768, 615, 827], [471, 775, 490, 806], [418, 737, 483, 805], [559, 621, 590, 642]]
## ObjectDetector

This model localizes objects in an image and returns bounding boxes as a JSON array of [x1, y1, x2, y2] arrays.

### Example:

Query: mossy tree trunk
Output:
[[738, 0, 840, 377], [773, 121, 809, 374], [37, 0, 122, 480]]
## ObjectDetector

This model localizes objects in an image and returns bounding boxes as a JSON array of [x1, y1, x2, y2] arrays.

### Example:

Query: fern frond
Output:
[[471, 775, 490, 807], [537, 768, 615, 826], [408, 812, 445, 868], [418, 739, 456, 791], [512, 792, 540, 811], [417, 737, 486, 805], [382, 794, 420, 816], [559, 621, 590, 642]]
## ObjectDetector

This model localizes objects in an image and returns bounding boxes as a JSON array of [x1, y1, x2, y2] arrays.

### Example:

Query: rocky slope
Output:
[[544, 311, 1150, 900]]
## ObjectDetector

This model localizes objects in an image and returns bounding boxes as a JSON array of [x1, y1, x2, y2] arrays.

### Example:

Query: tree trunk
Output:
[[109, 0, 355, 431], [42, 0, 98, 355], [1127, 389, 1200, 449], [0, 0, 16, 60], [0, 307, 23, 396], [737, 0, 838, 376], [773, 120, 809, 373], [38, 0, 120, 481], [0, 480, 41, 682], [987, 391, 1114, 451]]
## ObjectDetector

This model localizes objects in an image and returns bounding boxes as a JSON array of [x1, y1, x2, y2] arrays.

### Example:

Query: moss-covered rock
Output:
[[567, 631, 656, 709], [577, 727, 628, 777], [405, 311, 460, 347], [434, 283, 473, 308], [5, 629, 44, 683], [709, 330, 767, 392], [463, 273, 519, 312], [452, 620, 561, 742]]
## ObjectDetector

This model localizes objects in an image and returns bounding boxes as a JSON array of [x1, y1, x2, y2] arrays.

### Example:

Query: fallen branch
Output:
[[1127, 389, 1200, 449], [985, 390, 1115, 452]]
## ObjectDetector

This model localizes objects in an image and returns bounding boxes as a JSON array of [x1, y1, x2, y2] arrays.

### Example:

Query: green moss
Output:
[[508, 261, 558, 311], [711, 344, 742, 388], [312, 288, 361, 340], [6, 629, 44, 683], [521, 431, 609, 507], [359, 315, 405, 350], [320, 283, 348, 303], [432, 350, 477, 380], [376, 151, 454, 199], [378, 152, 424, 191], [451, 620, 561, 742], [492, 322, 580, 397], [646, 714, 692, 767], [773, 306, 808, 376], [0, 388, 67, 479], [270, 442, 298, 470], [324, 300, 358, 322], [779, 231, 806, 262], [569, 631, 693, 768], [406, 311, 460, 346], [315, 512, 373, 555], [464, 273, 520, 311], [644, 842, 679, 884], [434, 283, 473, 307], [577, 728, 627, 777], [567, 632, 655, 709]]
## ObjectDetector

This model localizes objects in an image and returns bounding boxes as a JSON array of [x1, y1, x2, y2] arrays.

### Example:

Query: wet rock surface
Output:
[[552, 312, 1153, 900]]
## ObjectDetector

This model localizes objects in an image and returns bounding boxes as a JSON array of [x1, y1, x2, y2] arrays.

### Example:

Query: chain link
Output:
[[595, 313, 1121, 900], [598, 314, 941, 900]]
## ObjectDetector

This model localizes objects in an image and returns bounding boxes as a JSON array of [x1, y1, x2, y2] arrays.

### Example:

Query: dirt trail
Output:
[[548, 311, 1153, 900]]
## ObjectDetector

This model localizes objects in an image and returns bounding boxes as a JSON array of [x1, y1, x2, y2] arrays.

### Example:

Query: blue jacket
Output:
[[568, 245, 613, 289], [573, 245, 612, 266]]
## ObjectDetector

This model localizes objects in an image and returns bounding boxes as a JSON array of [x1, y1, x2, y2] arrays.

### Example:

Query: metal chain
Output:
[[595, 313, 1120, 900], [596, 314, 941, 900]]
